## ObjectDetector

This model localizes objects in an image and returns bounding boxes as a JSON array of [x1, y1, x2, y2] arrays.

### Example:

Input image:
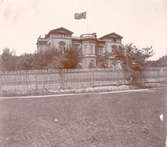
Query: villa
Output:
[[37, 27, 123, 68]]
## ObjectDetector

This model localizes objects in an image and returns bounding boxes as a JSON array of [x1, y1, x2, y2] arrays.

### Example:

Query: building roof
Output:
[[99, 32, 123, 40], [45, 27, 73, 38], [97, 39, 105, 43]]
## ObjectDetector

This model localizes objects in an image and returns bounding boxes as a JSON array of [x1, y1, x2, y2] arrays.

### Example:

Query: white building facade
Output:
[[37, 27, 123, 68]]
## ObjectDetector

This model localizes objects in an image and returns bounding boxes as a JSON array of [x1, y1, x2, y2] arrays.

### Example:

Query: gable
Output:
[[46, 27, 73, 38], [99, 32, 123, 40]]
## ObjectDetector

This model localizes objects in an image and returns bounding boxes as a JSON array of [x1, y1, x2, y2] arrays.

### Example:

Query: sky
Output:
[[0, 0, 166, 60]]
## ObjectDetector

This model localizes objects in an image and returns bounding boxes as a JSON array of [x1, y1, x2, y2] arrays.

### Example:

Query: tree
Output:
[[16, 53, 33, 70], [0, 48, 17, 71], [63, 48, 80, 69], [48, 55, 66, 69], [96, 52, 109, 68], [112, 44, 153, 86], [147, 55, 167, 67], [31, 48, 60, 69], [48, 48, 80, 69]]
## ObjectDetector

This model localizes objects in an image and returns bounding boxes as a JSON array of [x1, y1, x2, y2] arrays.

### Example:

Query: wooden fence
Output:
[[0, 68, 167, 95]]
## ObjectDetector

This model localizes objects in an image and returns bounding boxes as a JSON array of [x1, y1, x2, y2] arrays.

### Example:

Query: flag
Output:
[[74, 11, 86, 20]]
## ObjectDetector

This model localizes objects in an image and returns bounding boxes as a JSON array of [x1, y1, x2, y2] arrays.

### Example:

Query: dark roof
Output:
[[45, 27, 73, 38], [99, 32, 123, 40]]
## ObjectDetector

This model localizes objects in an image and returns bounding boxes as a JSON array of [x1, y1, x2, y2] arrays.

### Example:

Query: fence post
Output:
[[159, 67, 165, 85], [0, 73, 1, 94], [58, 69, 64, 90], [92, 69, 95, 87], [26, 71, 29, 93], [35, 73, 38, 91]]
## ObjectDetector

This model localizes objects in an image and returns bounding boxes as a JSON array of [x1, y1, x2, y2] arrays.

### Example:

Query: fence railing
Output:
[[0, 68, 167, 95]]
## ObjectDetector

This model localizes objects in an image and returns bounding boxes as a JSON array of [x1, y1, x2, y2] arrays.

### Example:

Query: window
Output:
[[89, 60, 95, 68], [84, 44, 87, 49], [98, 48, 103, 55], [113, 38, 117, 42], [112, 45, 117, 50], [58, 41, 66, 53], [90, 48, 94, 55], [82, 45, 87, 54], [90, 44, 94, 55]]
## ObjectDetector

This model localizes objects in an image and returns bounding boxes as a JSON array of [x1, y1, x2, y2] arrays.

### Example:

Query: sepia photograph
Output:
[[0, 0, 167, 146]]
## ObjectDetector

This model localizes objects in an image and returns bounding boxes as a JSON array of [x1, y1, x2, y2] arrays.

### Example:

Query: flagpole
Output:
[[86, 11, 88, 33], [86, 0, 89, 34]]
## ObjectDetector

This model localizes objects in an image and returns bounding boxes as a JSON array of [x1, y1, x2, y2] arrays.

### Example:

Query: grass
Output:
[[0, 88, 166, 147]]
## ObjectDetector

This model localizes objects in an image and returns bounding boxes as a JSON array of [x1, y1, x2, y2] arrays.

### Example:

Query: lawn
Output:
[[0, 88, 166, 147]]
